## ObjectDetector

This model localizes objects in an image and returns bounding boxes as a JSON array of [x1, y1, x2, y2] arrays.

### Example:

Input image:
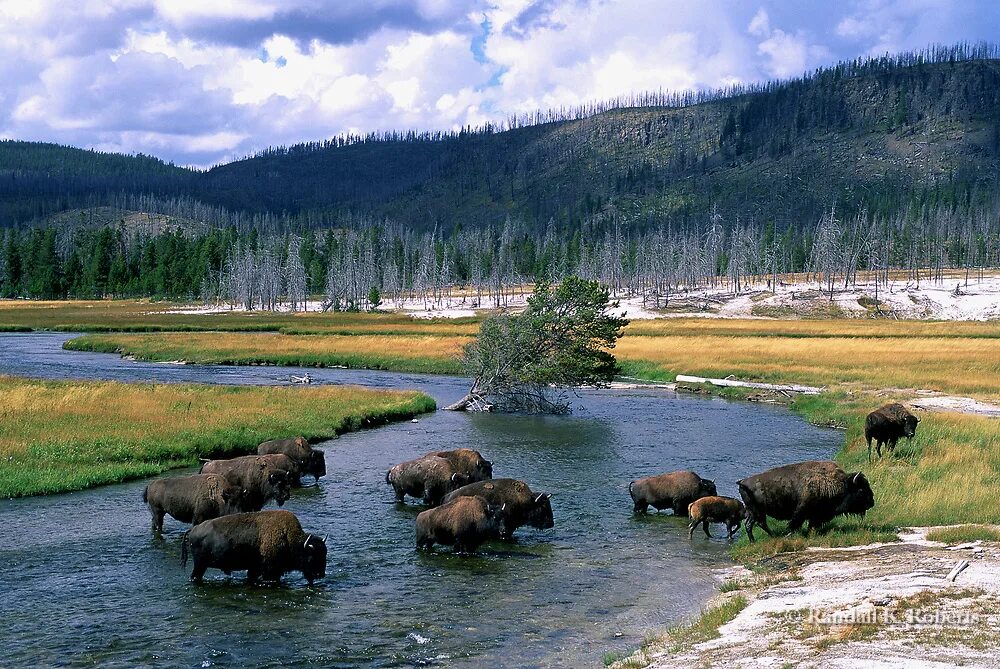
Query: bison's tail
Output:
[[142, 486, 147, 503], [385, 469, 392, 485], [628, 480, 634, 495], [737, 481, 753, 506], [687, 501, 695, 517], [180, 531, 190, 568]]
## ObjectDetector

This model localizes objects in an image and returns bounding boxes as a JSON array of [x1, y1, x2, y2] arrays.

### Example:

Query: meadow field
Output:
[[0, 376, 434, 498], [4, 300, 999, 554]]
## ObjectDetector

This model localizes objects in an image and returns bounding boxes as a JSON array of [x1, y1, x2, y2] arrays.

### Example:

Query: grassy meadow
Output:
[[0, 376, 435, 498]]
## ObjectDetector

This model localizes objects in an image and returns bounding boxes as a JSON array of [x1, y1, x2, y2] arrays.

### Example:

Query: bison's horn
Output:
[[322, 534, 328, 543], [501, 503, 506, 511], [534, 493, 544, 504], [853, 472, 863, 484], [304, 535, 312, 548]]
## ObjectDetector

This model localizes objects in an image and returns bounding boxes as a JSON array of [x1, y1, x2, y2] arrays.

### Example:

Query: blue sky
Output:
[[1, 0, 998, 167]]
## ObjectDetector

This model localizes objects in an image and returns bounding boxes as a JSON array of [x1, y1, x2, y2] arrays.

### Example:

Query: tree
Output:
[[446, 277, 629, 414], [368, 285, 382, 311]]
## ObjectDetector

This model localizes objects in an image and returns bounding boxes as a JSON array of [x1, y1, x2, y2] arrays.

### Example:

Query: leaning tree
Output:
[[446, 277, 629, 414]]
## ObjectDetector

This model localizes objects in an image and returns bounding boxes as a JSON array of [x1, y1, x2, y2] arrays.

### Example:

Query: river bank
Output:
[[614, 527, 1000, 669]]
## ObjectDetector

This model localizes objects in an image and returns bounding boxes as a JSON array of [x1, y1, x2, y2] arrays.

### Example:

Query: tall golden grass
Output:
[[0, 376, 435, 498]]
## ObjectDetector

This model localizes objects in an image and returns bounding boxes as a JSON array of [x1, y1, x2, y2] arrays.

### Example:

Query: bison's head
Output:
[[300, 534, 328, 585], [450, 472, 472, 490], [269, 471, 292, 506], [308, 450, 327, 480], [903, 414, 919, 439], [486, 503, 507, 537], [842, 472, 875, 516], [475, 457, 493, 481], [699, 478, 718, 497], [526, 492, 554, 529]]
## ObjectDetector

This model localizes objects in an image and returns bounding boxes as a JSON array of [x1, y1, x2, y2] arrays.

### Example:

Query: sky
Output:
[[1, 0, 998, 168]]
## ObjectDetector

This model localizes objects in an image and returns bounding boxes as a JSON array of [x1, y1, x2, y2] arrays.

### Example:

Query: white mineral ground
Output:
[[618, 528, 1000, 669]]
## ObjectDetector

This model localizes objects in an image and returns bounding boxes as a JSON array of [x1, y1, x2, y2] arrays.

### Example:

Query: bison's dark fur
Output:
[[738, 460, 875, 542], [258, 436, 327, 484], [415, 496, 504, 553], [442, 478, 553, 538], [143, 474, 249, 532], [386, 455, 472, 506], [181, 509, 327, 585], [200, 455, 293, 509], [424, 448, 493, 482], [865, 403, 920, 461], [629, 471, 717, 516], [687, 495, 746, 540]]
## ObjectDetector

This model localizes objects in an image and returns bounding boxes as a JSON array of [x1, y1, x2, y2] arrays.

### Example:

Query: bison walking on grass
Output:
[[143, 474, 250, 532], [442, 478, 553, 538], [629, 471, 717, 516], [200, 455, 293, 509], [415, 496, 505, 553], [386, 455, 472, 506], [738, 460, 874, 542], [865, 403, 919, 461], [687, 496, 746, 540], [181, 509, 327, 585], [258, 436, 327, 484], [424, 448, 492, 482]]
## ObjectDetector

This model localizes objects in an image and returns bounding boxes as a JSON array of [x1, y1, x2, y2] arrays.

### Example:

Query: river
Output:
[[0, 333, 841, 668]]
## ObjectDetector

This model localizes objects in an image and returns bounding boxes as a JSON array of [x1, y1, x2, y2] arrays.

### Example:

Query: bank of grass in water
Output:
[[64, 331, 468, 375], [0, 375, 435, 498]]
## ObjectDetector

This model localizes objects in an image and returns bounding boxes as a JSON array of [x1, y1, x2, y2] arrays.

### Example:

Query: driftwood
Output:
[[444, 393, 494, 412], [675, 374, 824, 395]]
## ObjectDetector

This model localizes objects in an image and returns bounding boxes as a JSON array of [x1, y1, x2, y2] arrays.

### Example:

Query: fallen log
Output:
[[675, 374, 824, 395]]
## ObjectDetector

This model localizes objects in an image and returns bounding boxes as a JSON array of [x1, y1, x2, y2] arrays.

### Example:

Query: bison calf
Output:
[[442, 478, 553, 538], [865, 403, 919, 461], [182, 509, 327, 585], [415, 496, 504, 553], [386, 455, 472, 506], [258, 436, 327, 484], [687, 496, 746, 539], [143, 474, 249, 532], [629, 471, 717, 516]]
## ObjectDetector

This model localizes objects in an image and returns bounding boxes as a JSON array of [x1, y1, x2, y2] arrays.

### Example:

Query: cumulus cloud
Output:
[[0, 0, 996, 166]]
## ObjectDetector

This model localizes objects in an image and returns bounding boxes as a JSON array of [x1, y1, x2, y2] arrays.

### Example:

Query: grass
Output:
[[926, 525, 1000, 544], [0, 375, 435, 498]]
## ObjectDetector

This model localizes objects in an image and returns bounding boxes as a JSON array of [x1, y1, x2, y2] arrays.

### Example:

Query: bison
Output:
[[424, 448, 493, 482], [629, 471, 717, 516], [181, 509, 327, 585], [258, 436, 327, 484], [865, 403, 920, 461], [143, 473, 250, 532], [200, 455, 293, 509], [415, 496, 505, 553], [687, 495, 746, 540], [738, 460, 875, 542], [442, 478, 553, 538], [386, 455, 472, 506]]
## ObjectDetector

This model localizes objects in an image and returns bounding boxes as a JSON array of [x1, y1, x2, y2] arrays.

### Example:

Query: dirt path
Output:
[[622, 530, 1000, 669], [909, 395, 1000, 418]]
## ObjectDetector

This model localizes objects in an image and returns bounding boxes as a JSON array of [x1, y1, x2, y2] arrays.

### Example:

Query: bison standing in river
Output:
[[738, 460, 875, 542], [629, 471, 717, 516], [687, 496, 746, 540], [200, 455, 293, 509], [415, 496, 505, 553], [386, 455, 472, 505], [865, 403, 920, 461], [258, 436, 327, 484], [425, 448, 492, 482], [181, 509, 327, 585], [442, 478, 552, 538], [143, 474, 250, 532]]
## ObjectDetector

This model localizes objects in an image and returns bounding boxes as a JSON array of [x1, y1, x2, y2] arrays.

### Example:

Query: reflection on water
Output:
[[0, 333, 842, 667]]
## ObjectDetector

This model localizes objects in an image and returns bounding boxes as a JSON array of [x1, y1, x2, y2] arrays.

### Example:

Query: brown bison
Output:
[[738, 460, 875, 542], [424, 448, 493, 482], [865, 403, 920, 461], [386, 455, 472, 506], [415, 496, 505, 553], [629, 471, 717, 516], [181, 509, 327, 585], [442, 478, 553, 538], [258, 436, 327, 484], [143, 474, 250, 532], [687, 496, 746, 539], [200, 455, 293, 509]]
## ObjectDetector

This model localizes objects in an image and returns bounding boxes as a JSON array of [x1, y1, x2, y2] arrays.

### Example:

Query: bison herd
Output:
[[141, 403, 918, 587]]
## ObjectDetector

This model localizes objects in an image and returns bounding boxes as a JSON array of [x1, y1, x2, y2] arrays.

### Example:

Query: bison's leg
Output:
[[632, 499, 648, 515], [887, 436, 899, 453], [246, 568, 259, 585], [785, 508, 808, 536], [687, 519, 699, 539], [190, 558, 207, 583], [755, 514, 775, 538], [149, 505, 165, 533], [703, 521, 712, 538], [867, 436, 874, 463], [745, 516, 756, 542], [726, 522, 739, 540]]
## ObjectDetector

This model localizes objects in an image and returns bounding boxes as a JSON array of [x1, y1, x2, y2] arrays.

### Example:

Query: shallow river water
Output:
[[0, 333, 842, 668]]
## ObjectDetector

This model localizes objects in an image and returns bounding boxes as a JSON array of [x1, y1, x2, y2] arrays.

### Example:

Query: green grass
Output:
[[0, 376, 435, 498], [926, 525, 1000, 544]]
